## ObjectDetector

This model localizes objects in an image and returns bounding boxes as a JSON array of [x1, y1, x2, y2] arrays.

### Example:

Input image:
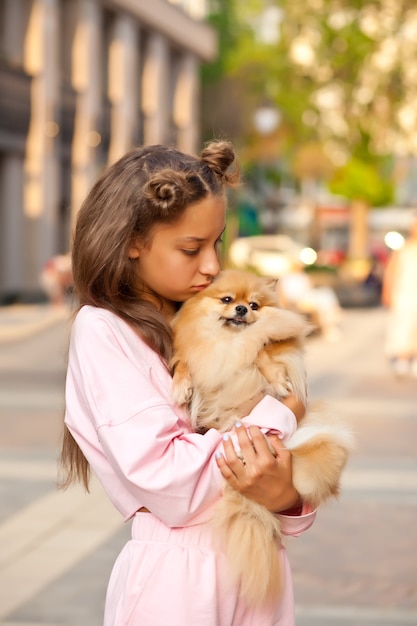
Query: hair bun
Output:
[[144, 169, 188, 214], [200, 140, 239, 186]]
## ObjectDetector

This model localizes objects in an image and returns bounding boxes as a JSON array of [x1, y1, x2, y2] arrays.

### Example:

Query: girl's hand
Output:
[[215, 423, 300, 513]]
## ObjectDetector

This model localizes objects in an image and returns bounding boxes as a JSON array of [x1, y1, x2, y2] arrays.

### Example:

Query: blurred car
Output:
[[228, 235, 316, 278], [315, 248, 346, 268]]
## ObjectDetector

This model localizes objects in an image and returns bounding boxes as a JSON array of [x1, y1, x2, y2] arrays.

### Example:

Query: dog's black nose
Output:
[[235, 305, 248, 316]]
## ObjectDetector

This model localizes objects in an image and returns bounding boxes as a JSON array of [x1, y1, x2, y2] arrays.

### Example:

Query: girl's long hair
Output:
[[59, 140, 240, 490]]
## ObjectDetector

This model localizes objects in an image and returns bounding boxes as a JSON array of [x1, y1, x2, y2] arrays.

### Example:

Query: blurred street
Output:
[[0, 303, 416, 626]]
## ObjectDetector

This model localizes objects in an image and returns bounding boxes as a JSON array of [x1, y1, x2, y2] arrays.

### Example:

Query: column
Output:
[[0, 157, 25, 293], [23, 0, 60, 283], [107, 14, 139, 164], [142, 33, 170, 146], [71, 0, 102, 223], [2, 0, 26, 63], [174, 52, 200, 154]]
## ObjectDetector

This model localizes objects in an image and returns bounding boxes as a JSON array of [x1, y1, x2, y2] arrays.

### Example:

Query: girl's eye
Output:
[[182, 249, 200, 256], [249, 302, 259, 310], [215, 238, 224, 250], [221, 296, 234, 304]]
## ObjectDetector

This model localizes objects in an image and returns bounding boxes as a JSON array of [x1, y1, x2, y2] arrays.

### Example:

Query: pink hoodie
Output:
[[65, 306, 316, 625]]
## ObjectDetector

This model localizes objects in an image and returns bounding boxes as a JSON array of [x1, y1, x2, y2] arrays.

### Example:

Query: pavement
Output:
[[0, 303, 127, 626], [0, 303, 416, 625], [0, 303, 70, 343]]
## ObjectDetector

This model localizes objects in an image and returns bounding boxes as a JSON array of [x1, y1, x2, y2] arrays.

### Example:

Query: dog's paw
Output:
[[269, 370, 293, 398], [172, 377, 193, 406], [171, 360, 194, 406], [276, 377, 292, 398]]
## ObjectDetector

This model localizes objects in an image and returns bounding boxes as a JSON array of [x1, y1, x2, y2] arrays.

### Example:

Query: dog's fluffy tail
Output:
[[286, 411, 355, 508], [212, 484, 283, 605]]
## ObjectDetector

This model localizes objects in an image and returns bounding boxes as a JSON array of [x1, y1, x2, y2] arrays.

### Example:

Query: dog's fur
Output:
[[170, 269, 353, 605]]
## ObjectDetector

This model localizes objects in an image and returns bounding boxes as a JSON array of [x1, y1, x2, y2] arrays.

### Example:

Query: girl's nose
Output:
[[200, 249, 220, 277]]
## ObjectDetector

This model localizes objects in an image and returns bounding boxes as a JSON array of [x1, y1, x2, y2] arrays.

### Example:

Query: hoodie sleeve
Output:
[[65, 307, 224, 526], [278, 503, 317, 536], [242, 395, 298, 439]]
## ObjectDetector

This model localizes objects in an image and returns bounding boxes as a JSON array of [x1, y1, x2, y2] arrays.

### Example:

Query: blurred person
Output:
[[39, 253, 73, 306], [278, 263, 342, 342], [362, 255, 384, 303], [382, 216, 417, 378]]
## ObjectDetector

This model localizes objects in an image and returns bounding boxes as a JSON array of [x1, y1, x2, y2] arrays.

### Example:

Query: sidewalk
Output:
[[290, 308, 417, 625], [0, 306, 416, 625], [0, 303, 70, 343]]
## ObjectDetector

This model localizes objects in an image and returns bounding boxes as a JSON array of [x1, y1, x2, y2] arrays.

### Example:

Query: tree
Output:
[[213, 0, 417, 162], [329, 157, 394, 259], [201, 0, 417, 258]]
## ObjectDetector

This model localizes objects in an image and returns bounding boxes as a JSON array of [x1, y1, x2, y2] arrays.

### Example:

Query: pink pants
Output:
[[104, 511, 295, 626]]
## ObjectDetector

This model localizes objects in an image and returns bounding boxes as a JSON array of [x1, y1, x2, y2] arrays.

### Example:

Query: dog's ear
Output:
[[262, 277, 279, 292]]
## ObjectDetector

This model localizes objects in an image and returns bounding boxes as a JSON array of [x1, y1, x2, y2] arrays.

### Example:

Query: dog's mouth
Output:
[[220, 316, 248, 327]]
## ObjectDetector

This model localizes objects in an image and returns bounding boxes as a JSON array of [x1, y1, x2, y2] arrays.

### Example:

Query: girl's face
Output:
[[129, 194, 226, 319]]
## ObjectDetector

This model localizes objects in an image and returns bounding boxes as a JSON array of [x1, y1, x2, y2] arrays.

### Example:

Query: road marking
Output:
[[309, 397, 417, 420], [342, 468, 417, 491], [0, 458, 57, 481], [0, 388, 64, 409], [0, 305, 69, 343], [296, 603, 417, 623], [0, 478, 123, 620]]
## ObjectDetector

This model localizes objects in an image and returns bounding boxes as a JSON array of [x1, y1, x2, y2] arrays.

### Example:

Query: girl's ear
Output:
[[128, 237, 141, 259]]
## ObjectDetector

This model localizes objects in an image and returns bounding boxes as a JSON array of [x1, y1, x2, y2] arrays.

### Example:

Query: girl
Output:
[[60, 140, 316, 626]]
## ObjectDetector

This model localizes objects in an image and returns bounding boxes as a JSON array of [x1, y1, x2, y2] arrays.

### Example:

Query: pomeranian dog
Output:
[[170, 269, 353, 605]]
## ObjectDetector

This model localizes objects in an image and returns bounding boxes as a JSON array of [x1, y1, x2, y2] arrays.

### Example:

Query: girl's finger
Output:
[[266, 434, 291, 461], [247, 425, 275, 455], [220, 433, 246, 477], [215, 449, 242, 485], [221, 433, 238, 460], [236, 423, 277, 463], [215, 451, 230, 475], [233, 422, 257, 463]]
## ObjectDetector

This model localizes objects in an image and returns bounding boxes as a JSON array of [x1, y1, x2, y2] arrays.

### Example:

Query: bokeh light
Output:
[[300, 247, 318, 265], [384, 230, 405, 250]]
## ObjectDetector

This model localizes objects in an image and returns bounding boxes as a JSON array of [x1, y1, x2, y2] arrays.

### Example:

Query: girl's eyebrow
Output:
[[177, 236, 206, 242], [177, 228, 226, 244]]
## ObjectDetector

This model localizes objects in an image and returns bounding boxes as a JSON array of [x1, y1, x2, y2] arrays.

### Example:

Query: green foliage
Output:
[[244, 161, 282, 186], [201, 0, 238, 84], [328, 158, 394, 206], [203, 0, 415, 175]]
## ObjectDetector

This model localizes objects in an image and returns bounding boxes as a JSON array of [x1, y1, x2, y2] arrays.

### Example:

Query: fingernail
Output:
[[235, 421, 242, 428], [223, 434, 230, 441], [215, 451, 222, 459]]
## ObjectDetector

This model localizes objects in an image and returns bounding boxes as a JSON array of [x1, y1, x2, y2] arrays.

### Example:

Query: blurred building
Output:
[[0, 0, 216, 302]]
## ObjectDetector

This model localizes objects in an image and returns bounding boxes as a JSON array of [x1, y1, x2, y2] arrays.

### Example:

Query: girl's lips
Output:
[[193, 284, 210, 291]]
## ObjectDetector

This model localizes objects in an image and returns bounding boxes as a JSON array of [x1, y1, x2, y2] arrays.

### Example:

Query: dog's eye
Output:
[[220, 296, 234, 304], [249, 302, 259, 310]]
